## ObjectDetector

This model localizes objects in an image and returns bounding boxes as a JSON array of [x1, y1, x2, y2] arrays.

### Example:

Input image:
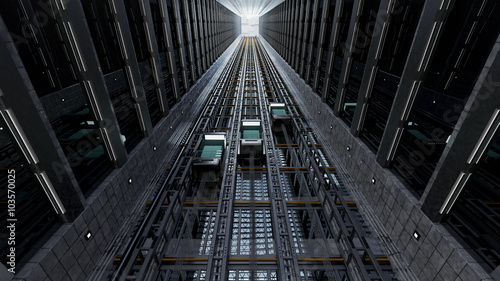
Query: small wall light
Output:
[[413, 230, 420, 240]]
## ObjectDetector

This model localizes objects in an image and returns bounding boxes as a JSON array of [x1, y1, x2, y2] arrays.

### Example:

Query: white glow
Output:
[[3, 109, 39, 164], [83, 80, 103, 120], [64, 22, 86, 72], [241, 14, 259, 36], [36, 172, 66, 215], [439, 172, 472, 214], [269, 103, 285, 108], [242, 121, 261, 127], [387, 128, 404, 161], [217, 0, 284, 17], [217, 0, 284, 36], [134, 103, 146, 132], [467, 109, 500, 164], [205, 134, 226, 141], [101, 128, 117, 161]]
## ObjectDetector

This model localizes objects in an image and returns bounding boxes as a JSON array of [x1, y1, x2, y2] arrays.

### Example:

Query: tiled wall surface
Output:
[[11, 37, 241, 281], [261, 38, 496, 281]]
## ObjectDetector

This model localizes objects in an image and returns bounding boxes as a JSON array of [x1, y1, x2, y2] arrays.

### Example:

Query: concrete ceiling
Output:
[[217, 0, 284, 16]]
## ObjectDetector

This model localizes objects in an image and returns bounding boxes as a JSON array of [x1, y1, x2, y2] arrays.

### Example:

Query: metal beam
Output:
[[190, 0, 203, 77], [171, 0, 190, 92], [137, 0, 172, 115], [311, 0, 331, 91], [334, 0, 363, 116], [195, 0, 208, 73], [322, 0, 344, 102], [111, 0, 154, 135], [50, 0, 128, 166], [293, 0, 306, 71], [306, 0, 323, 84], [421, 35, 500, 222], [180, 0, 196, 82], [158, 0, 182, 102], [284, 0, 293, 63], [350, 0, 393, 137], [376, 0, 453, 167], [0, 14, 84, 221]]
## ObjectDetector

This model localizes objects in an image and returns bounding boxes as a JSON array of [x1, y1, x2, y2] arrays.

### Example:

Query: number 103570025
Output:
[[7, 169, 16, 214]]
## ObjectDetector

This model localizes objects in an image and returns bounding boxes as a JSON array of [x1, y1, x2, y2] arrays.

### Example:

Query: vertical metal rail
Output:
[[110, 38, 245, 281], [253, 37, 303, 281], [160, 37, 247, 281], [206, 37, 248, 281], [256, 37, 392, 280], [255, 37, 339, 281]]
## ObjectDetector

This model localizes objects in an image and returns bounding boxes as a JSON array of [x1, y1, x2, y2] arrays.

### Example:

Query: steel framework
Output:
[[107, 37, 395, 281]]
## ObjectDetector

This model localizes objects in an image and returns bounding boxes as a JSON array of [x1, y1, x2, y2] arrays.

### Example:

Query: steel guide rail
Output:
[[110, 38, 246, 281], [159, 41, 248, 280], [160, 41, 248, 281], [259, 38, 373, 280], [166, 40, 247, 279], [204, 37, 249, 280], [255, 37, 393, 280], [252, 37, 303, 281], [254, 38, 340, 281]]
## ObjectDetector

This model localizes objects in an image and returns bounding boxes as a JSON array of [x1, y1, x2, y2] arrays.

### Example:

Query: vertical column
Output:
[[306, 0, 323, 83], [322, 0, 343, 102], [136, 0, 171, 115], [291, 0, 297, 62], [111, 0, 154, 135], [171, 0, 189, 92], [0, 16, 84, 221], [214, 2, 221, 58], [421, 36, 500, 221], [51, 0, 128, 166], [208, 0, 215, 60], [299, 0, 314, 78], [312, 0, 332, 91], [376, 0, 452, 166], [292, 0, 305, 70], [196, 0, 208, 72], [206, 0, 214, 65], [334, 0, 362, 116], [158, 0, 181, 102], [180, 0, 196, 82], [284, 0, 292, 62], [190, 0, 202, 77], [350, 0, 393, 136], [280, 4, 285, 56]]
